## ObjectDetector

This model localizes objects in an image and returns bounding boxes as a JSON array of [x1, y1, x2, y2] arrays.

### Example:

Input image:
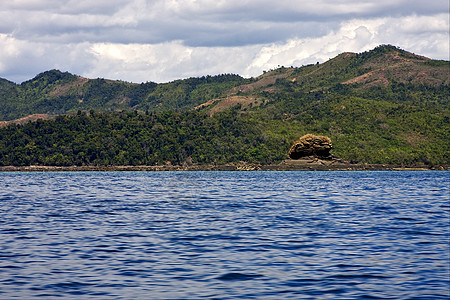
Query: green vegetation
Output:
[[246, 91, 449, 166], [0, 71, 248, 121], [0, 45, 449, 167], [0, 109, 284, 166]]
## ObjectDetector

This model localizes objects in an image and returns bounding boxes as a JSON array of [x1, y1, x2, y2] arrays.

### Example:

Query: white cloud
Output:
[[0, 1, 448, 83], [78, 14, 450, 83], [2, 0, 448, 46], [0, 33, 95, 82], [86, 41, 261, 83], [244, 14, 449, 76]]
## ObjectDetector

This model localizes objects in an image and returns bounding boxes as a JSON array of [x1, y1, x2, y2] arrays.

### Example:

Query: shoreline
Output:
[[0, 159, 446, 172]]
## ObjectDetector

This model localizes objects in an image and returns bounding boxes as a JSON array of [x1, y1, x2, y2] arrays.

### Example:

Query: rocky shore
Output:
[[0, 158, 445, 172]]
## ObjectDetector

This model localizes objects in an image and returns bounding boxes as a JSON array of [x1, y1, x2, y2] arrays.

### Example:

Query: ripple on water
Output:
[[0, 171, 448, 299]]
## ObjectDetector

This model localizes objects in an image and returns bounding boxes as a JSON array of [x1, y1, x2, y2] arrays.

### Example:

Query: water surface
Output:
[[0, 171, 449, 299]]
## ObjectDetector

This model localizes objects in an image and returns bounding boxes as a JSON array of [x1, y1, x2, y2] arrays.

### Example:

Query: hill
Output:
[[0, 45, 449, 167], [0, 71, 248, 121], [1, 45, 448, 122]]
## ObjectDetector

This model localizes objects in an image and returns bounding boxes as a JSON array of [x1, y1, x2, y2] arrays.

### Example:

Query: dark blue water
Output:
[[0, 171, 449, 299]]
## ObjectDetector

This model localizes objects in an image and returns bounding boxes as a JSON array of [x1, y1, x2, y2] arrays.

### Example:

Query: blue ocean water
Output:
[[0, 171, 449, 299]]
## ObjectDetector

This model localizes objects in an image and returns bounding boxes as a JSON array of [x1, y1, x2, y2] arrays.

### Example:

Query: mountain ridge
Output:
[[0, 44, 448, 167], [0, 44, 448, 122]]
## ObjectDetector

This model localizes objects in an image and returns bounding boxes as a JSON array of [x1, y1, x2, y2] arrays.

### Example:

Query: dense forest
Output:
[[0, 45, 449, 167], [0, 109, 283, 166]]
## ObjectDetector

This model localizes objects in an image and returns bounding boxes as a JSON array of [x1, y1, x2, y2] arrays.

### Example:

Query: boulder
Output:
[[288, 134, 332, 159]]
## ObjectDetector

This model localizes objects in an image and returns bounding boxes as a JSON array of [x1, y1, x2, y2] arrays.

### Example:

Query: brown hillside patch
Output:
[[342, 51, 449, 87], [50, 76, 89, 97], [230, 69, 294, 94], [194, 98, 219, 110], [0, 114, 53, 127], [401, 132, 429, 147], [342, 52, 357, 58], [364, 51, 428, 70], [343, 69, 390, 87], [119, 96, 131, 105], [208, 96, 262, 116]]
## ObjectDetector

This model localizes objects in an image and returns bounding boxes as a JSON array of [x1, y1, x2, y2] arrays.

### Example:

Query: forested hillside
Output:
[[0, 72, 248, 121], [0, 45, 448, 167]]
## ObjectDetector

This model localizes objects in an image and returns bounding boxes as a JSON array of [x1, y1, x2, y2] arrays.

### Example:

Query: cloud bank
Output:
[[0, 0, 448, 83]]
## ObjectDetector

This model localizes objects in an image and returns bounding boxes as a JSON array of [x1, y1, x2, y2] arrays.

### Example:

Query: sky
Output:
[[0, 0, 448, 84]]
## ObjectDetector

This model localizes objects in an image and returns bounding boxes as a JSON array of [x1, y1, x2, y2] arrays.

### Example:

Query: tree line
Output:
[[0, 109, 285, 166]]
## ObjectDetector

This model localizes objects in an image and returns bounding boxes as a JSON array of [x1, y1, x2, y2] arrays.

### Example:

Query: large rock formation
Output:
[[288, 134, 332, 159]]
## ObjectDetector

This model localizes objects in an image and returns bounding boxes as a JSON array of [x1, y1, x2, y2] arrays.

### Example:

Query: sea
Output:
[[0, 171, 449, 299]]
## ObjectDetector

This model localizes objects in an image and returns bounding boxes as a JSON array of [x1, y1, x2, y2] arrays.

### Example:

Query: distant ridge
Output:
[[0, 44, 448, 167], [0, 44, 448, 121]]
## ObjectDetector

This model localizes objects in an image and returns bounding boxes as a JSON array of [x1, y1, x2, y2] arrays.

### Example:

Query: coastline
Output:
[[0, 159, 446, 172]]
